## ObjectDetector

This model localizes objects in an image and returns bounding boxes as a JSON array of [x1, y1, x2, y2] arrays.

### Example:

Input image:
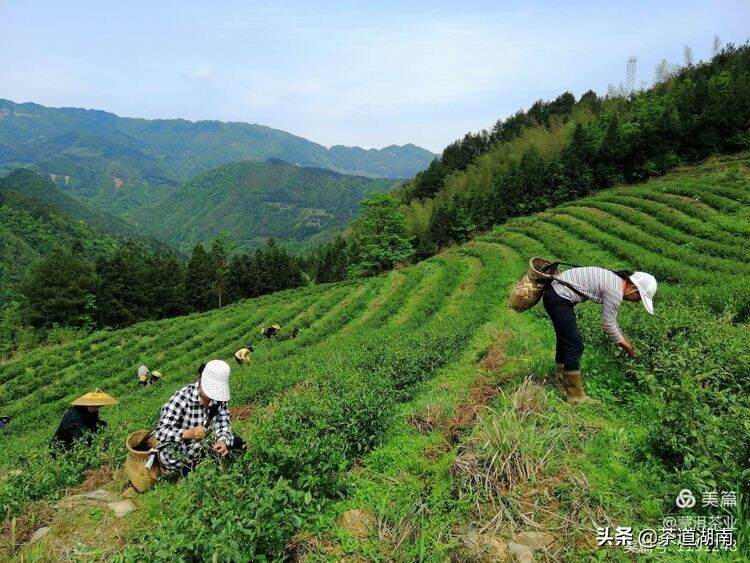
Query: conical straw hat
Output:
[[71, 388, 119, 406]]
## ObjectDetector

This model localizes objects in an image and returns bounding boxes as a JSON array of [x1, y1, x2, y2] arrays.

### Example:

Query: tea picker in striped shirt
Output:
[[543, 267, 657, 404]]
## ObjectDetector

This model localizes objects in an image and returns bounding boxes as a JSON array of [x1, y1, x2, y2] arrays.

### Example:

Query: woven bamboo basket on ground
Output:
[[124, 430, 160, 492]]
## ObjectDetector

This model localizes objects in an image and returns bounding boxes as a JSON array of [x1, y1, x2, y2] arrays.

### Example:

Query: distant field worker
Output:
[[137, 364, 162, 386], [0, 415, 10, 429], [261, 324, 281, 339], [234, 344, 254, 366], [154, 360, 245, 476], [543, 268, 657, 403], [51, 389, 118, 451]]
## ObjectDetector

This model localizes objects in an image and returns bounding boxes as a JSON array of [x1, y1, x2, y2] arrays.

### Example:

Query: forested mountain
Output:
[[141, 159, 394, 252], [392, 44, 750, 258], [0, 100, 434, 213], [0, 169, 173, 251], [0, 180, 118, 305]]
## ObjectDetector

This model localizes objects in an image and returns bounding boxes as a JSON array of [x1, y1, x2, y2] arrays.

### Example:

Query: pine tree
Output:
[[560, 124, 595, 199], [94, 242, 186, 327], [185, 244, 216, 312], [594, 115, 624, 187], [21, 249, 96, 328], [210, 233, 235, 308], [683, 45, 694, 67], [347, 194, 414, 276]]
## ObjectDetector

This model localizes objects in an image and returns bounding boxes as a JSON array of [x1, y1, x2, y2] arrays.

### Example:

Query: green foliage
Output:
[[139, 159, 395, 253], [428, 194, 473, 248], [1, 156, 748, 560], [306, 236, 350, 284], [0, 301, 33, 357], [0, 168, 171, 251], [622, 298, 750, 494], [347, 194, 414, 276], [0, 431, 115, 520], [184, 243, 216, 312], [0, 176, 119, 305], [400, 44, 750, 254], [94, 242, 186, 328], [228, 239, 306, 300], [20, 247, 96, 329]]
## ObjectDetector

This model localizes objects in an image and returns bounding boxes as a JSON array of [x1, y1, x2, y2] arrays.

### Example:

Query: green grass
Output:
[[2, 153, 749, 560]]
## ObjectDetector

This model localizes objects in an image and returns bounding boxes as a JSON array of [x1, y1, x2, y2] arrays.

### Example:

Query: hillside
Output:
[[0, 169, 161, 243], [0, 100, 435, 214], [1, 154, 748, 560], [395, 44, 750, 262], [0, 168, 175, 255], [139, 159, 395, 252], [0, 188, 119, 305]]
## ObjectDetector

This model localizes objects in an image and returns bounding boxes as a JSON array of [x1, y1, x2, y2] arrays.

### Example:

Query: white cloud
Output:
[[184, 64, 215, 81]]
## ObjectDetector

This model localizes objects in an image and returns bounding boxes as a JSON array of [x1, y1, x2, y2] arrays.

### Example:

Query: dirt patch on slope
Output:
[[76, 466, 115, 493], [0, 502, 55, 555], [444, 377, 500, 443], [478, 331, 511, 372], [230, 403, 256, 421], [407, 404, 445, 433]]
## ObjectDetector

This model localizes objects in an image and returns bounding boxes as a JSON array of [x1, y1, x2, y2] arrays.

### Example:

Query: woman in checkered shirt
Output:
[[155, 359, 245, 475]]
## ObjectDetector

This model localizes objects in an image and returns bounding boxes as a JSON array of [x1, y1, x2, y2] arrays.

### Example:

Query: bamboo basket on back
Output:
[[508, 257, 560, 312]]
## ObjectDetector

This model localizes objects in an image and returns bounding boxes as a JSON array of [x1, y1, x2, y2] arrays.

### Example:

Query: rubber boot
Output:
[[555, 363, 565, 394], [562, 370, 588, 404]]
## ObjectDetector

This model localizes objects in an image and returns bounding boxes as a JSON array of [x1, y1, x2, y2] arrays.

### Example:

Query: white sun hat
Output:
[[200, 359, 231, 402], [629, 272, 657, 315]]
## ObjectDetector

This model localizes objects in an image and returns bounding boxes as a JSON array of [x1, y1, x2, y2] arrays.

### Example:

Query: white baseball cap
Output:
[[200, 359, 231, 402], [629, 272, 657, 315]]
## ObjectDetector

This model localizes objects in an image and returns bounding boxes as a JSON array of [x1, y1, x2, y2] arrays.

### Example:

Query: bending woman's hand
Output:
[[619, 338, 637, 358], [182, 426, 207, 441]]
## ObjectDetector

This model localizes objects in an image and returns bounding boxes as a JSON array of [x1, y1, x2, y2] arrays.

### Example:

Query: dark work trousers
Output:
[[542, 285, 584, 371]]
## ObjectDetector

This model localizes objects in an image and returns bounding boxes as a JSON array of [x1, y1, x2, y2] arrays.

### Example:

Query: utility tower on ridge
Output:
[[626, 57, 637, 93]]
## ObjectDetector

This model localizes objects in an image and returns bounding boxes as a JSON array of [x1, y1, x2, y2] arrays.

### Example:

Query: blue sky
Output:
[[1, 1, 748, 152]]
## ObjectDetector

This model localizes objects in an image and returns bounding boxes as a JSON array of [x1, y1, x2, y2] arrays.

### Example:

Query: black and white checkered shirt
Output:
[[155, 383, 234, 472]]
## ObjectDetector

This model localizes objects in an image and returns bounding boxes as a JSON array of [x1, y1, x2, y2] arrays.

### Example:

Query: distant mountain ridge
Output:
[[0, 99, 435, 182], [0, 169, 173, 252], [0, 99, 432, 254], [139, 159, 395, 252]]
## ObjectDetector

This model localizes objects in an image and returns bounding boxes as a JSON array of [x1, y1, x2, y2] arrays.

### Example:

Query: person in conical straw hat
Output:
[[154, 359, 246, 477], [543, 267, 657, 404], [51, 389, 118, 451], [138, 364, 163, 386]]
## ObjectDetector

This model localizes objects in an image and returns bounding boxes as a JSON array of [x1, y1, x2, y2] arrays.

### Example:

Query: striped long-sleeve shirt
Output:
[[551, 267, 625, 343], [154, 383, 234, 472]]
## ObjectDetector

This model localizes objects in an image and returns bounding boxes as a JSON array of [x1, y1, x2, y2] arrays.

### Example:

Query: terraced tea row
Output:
[[0, 248, 484, 522]]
